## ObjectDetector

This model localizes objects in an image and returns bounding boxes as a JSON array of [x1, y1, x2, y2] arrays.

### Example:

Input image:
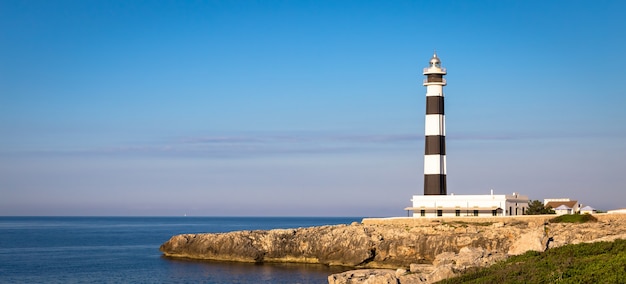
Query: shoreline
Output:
[[161, 213, 626, 283]]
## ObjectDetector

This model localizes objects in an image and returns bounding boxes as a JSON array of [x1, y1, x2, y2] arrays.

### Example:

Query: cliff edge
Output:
[[160, 214, 626, 282]]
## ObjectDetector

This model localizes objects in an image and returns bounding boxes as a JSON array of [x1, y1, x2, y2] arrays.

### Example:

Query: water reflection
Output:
[[162, 256, 353, 283]]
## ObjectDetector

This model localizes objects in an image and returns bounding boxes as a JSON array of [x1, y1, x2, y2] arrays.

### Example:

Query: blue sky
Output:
[[1, 0, 625, 216]]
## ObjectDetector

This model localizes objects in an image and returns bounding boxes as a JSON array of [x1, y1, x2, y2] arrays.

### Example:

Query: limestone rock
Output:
[[394, 268, 407, 277], [160, 214, 626, 284], [328, 269, 430, 284], [508, 227, 545, 255], [432, 251, 455, 267], [453, 247, 480, 269], [328, 269, 398, 284], [409, 263, 433, 274], [397, 273, 428, 283], [161, 225, 377, 266], [427, 264, 456, 283]]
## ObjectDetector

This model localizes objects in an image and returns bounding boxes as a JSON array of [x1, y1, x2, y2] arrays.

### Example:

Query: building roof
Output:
[[545, 200, 578, 209], [405, 206, 503, 211], [430, 51, 440, 63], [580, 206, 595, 211], [554, 205, 572, 210]]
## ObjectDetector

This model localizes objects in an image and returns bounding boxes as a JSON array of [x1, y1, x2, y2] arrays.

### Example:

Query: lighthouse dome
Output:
[[429, 53, 441, 67]]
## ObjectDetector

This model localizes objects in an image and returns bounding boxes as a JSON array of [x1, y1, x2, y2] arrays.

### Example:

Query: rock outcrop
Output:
[[160, 225, 378, 266], [327, 269, 427, 284], [159, 214, 626, 283], [327, 246, 503, 284], [328, 246, 506, 284]]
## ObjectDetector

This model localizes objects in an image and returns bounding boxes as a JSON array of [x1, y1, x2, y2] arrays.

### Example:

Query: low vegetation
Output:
[[437, 239, 626, 283], [549, 214, 597, 223], [442, 221, 494, 227]]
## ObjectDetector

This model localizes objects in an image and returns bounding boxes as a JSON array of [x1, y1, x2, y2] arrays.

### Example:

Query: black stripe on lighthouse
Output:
[[424, 174, 446, 195], [425, 136, 445, 155], [426, 96, 444, 114]]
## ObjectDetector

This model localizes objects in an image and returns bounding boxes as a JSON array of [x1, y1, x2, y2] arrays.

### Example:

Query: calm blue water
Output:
[[0, 217, 361, 283]]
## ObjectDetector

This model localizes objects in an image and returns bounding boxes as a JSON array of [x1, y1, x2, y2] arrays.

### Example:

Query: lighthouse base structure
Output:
[[405, 191, 529, 218]]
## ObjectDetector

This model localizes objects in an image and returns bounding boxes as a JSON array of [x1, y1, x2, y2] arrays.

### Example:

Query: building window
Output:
[[455, 210, 460, 216], [473, 210, 478, 216], [437, 210, 442, 217], [492, 210, 497, 216], [420, 210, 425, 217]]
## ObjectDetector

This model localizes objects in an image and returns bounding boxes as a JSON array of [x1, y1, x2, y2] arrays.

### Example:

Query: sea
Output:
[[0, 216, 363, 283]]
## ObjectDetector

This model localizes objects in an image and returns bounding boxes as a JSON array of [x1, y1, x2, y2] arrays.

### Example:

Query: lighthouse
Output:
[[405, 54, 530, 217], [423, 52, 447, 195]]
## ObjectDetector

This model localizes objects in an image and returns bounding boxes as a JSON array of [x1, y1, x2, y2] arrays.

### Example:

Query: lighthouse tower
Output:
[[423, 52, 447, 195], [406, 54, 530, 217]]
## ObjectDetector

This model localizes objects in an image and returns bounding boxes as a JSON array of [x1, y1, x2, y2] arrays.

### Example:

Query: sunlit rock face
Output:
[[160, 214, 626, 283]]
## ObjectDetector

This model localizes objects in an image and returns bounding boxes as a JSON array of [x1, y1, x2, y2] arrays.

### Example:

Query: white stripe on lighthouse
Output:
[[426, 86, 443, 97], [424, 114, 445, 136], [424, 155, 447, 175]]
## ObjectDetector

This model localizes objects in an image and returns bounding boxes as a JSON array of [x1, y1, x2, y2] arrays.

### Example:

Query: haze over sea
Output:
[[0, 216, 360, 283]]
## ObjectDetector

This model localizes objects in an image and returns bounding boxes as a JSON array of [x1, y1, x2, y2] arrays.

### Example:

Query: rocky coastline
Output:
[[160, 214, 626, 283]]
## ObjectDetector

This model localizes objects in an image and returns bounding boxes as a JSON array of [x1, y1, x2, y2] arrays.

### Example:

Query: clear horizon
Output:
[[1, 0, 625, 216]]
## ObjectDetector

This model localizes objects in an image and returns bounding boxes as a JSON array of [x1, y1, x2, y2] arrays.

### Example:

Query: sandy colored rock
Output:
[[410, 263, 433, 273], [159, 214, 626, 283], [160, 225, 377, 266], [427, 264, 456, 283], [327, 269, 398, 284], [508, 226, 546, 255]]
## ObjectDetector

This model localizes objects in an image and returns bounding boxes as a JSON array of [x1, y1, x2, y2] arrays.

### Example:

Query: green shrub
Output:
[[549, 214, 597, 223], [437, 239, 626, 284], [443, 221, 493, 227]]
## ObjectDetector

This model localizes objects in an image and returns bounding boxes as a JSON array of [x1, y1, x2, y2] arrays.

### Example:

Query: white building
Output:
[[579, 206, 596, 214], [405, 190, 529, 217], [608, 208, 626, 214], [553, 205, 574, 215], [544, 199, 580, 214]]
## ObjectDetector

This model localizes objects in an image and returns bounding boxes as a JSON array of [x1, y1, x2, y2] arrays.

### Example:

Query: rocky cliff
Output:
[[160, 214, 626, 283]]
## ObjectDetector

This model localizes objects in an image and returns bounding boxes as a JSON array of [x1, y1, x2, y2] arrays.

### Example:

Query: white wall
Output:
[[410, 194, 529, 217]]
